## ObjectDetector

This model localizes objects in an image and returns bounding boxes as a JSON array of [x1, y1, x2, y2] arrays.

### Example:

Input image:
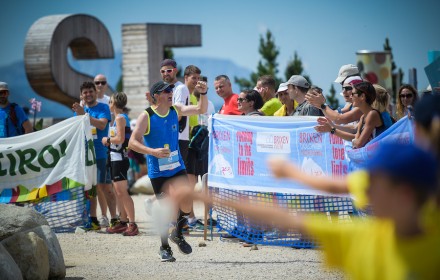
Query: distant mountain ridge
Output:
[[0, 52, 251, 118]]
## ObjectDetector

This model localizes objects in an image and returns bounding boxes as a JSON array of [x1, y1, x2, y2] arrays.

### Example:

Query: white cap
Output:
[[277, 82, 288, 92], [334, 64, 359, 84]]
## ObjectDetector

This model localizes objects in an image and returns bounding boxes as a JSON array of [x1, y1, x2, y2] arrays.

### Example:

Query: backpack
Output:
[[189, 125, 209, 160], [6, 103, 23, 137]]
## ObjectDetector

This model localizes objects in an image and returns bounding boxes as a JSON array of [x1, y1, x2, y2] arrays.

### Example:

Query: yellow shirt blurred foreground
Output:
[[305, 216, 440, 280]]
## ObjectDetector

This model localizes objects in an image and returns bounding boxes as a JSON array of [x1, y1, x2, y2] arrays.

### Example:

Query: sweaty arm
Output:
[[176, 81, 208, 116], [191, 190, 307, 233], [89, 117, 108, 131], [324, 107, 363, 125], [267, 157, 348, 194]]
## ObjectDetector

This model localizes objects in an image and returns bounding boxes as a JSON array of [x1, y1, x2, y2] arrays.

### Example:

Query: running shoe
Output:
[[99, 216, 109, 227], [106, 221, 128, 234], [109, 218, 119, 228], [169, 229, 192, 254], [82, 220, 101, 231], [122, 223, 139, 236], [158, 246, 176, 262]]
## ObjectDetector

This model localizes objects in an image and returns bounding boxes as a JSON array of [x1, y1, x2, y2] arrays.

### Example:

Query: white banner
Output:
[[0, 115, 96, 191]]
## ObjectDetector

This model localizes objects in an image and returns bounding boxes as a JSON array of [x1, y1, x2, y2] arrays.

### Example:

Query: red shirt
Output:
[[219, 94, 241, 115]]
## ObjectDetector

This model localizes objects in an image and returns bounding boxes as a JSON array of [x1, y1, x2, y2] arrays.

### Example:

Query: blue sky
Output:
[[1, 0, 438, 95]]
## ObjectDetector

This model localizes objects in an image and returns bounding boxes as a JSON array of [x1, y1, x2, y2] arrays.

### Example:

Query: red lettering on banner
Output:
[[238, 157, 254, 176], [236, 131, 253, 144], [273, 136, 289, 145], [212, 130, 230, 141], [299, 132, 322, 143], [332, 146, 345, 160], [329, 134, 343, 144], [239, 143, 252, 156], [331, 160, 348, 177]]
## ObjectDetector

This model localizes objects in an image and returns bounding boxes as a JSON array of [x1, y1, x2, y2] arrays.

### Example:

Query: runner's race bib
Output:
[[158, 150, 181, 171]]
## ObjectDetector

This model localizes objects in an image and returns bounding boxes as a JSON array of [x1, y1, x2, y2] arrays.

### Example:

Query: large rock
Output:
[[0, 204, 48, 241], [0, 243, 23, 280], [23, 225, 66, 279], [2, 231, 50, 280]]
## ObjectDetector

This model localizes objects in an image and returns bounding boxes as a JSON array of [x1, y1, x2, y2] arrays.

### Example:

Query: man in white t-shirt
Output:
[[94, 74, 111, 104], [160, 59, 191, 161]]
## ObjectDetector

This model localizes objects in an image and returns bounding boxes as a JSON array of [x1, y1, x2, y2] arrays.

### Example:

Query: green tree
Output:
[[325, 84, 339, 109], [116, 72, 123, 92], [383, 37, 403, 100], [235, 30, 281, 90], [284, 51, 312, 86]]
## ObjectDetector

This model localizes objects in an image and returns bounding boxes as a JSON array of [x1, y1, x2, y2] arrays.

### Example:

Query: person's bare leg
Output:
[[101, 183, 117, 219], [97, 187, 108, 217], [187, 173, 197, 220], [114, 181, 135, 222], [89, 197, 97, 217]]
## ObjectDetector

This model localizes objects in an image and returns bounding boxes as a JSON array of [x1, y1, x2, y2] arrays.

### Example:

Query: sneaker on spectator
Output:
[[109, 218, 119, 228], [144, 198, 153, 216], [187, 218, 198, 228], [158, 246, 176, 262], [169, 228, 192, 254], [99, 216, 109, 227], [192, 223, 206, 232], [106, 221, 128, 234], [81, 221, 101, 231], [90, 220, 101, 231], [122, 223, 139, 236]]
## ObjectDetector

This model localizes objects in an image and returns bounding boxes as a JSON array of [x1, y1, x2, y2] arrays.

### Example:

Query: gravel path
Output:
[[57, 194, 343, 280]]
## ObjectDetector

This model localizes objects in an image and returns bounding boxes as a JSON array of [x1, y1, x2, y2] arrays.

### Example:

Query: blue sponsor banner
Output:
[[208, 115, 349, 194], [346, 116, 414, 171], [207, 114, 413, 194]]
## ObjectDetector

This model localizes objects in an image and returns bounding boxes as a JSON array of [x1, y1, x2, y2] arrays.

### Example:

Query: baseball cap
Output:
[[277, 82, 288, 93], [344, 76, 363, 86], [334, 64, 359, 84], [160, 59, 177, 68], [0, 82, 9, 91], [365, 142, 438, 191], [285, 75, 310, 89], [150, 81, 174, 96]]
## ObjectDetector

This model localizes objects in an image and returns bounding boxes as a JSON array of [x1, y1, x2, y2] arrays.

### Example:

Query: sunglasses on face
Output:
[[94, 81, 107, 86], [163, 87, 173, 93], [342, 86, 353, 91], [351, 91, 362, 97], [400, 93, 413, 99], [237, 98, 248, 103], [278, 92, 289, 97], [160, 69, 174, 74]]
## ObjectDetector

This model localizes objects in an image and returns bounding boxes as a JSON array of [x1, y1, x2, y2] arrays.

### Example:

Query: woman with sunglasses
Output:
[[396, 84, 419, 120], [315, 81, 384, 149], [306, 77, 363, 126], [237, 89, 265, 116]]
